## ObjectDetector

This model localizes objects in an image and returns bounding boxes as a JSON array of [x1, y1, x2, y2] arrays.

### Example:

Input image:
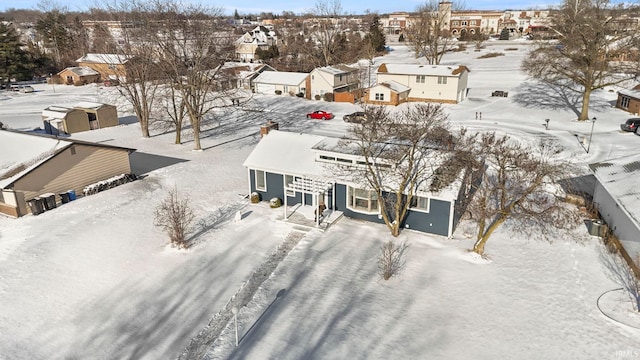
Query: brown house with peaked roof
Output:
[[0, 130, 135, 217]]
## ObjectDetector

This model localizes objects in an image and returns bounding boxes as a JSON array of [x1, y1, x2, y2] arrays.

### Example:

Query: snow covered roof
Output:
[[252, 71, 308, 86], [76, 53, 132, 65], [377, 63, 470, 77], [315, 65, 357, 75], [618, 86, 640, 100], [59, 66, 100, 77], [243, 130, 328, 177], [218, 62, 274, 79], [243, 130, 462, 200], [0, 130, 135, 189], [0, 130, 73, 189], [372, 80, 411, 93], [74, 102, 112, 110], [41, 106, 77, 120], [590, 154, 640, 230]]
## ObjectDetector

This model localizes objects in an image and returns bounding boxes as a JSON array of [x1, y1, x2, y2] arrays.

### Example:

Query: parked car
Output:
[[9, 84, 34, 93], [306, 110, 333, 120], [343, 111, 367, 123], [620, 118, 640, 132], [103, 79, 120, 87]]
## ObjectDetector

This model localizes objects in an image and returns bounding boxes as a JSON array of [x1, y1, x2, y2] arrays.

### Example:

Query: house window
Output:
[[375, 93, 385, 101], [338, 74, 343, 81], [437, 76, 447, 84], [347, 186, 379, 213], [416, 75, 425, 83], [620, 96, 630, 109], [255, 170, 266, 191], [285, 175, 300, 196], [462, 20, 468, 26], [411, 196, 430, 212], [320, 155, 336, 161], [70, 145, 76, 155]]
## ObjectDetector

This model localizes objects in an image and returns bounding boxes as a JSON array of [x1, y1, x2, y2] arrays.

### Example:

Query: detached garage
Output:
[[252, 71, 310, 98], [0, 130, 135, 217]]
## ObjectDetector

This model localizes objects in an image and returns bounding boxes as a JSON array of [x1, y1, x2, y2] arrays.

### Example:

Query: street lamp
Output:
[[231, 307, 239, 347], [587, 117, 596, 153]]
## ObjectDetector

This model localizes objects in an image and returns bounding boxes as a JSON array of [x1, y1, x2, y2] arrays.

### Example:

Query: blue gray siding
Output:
[[249, 169, 285, 201], [404, 199, 451, 236]]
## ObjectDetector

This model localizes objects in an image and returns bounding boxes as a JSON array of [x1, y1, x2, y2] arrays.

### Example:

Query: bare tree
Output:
[[153, 1, 237, 150], [404, 0, 456, 64], [310, 0, 345, 66], [100, 0, 163, 138], [158, 84, 187, 144], [463, 133, 580, 256], [340, 104, 453, 237], [154, 186, 195, 249], [378, 240, 409, 280], [522, 0, 640, 120]]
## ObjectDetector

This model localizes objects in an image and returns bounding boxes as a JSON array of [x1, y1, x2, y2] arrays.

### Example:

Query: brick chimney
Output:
[[260, 121, 279, 137]]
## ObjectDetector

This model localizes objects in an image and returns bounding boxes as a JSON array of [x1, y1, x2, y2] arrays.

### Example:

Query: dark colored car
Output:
[[306, 110, 333, 120], [343, 111, 367, 123], [620, 118, 640, 132]]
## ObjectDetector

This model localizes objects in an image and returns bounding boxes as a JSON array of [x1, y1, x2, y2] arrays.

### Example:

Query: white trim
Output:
[[410, 196, 430, 213], [255, 169, 266, 191], [346, 186, 380, 214]]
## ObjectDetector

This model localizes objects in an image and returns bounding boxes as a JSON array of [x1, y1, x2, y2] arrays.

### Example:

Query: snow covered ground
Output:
[[1, 42, 639, 360]]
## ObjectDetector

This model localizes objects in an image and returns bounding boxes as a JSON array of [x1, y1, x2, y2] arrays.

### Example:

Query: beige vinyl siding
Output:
[[13, 144, 132, 202]]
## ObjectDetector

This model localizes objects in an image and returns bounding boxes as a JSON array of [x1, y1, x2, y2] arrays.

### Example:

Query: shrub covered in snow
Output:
[[269, 197, 282, 208]]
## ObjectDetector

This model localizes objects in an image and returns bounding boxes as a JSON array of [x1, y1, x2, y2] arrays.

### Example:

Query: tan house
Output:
[[42, 102, 119, 135], [616, 85, 640, 115], [0, 130, 135, 218], [252, 71, 310, 98], [76, 53, 133, 82], [235, 26, 278, 62], [309, 65, 360, 101], [56, 66, 100, 85], [376, 63, 470, 104], [364, 80, 411, 106]]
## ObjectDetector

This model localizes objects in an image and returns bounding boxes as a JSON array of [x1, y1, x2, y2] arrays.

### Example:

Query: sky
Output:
[[1, 41, 640, 359], [0, 0, 564, 15]]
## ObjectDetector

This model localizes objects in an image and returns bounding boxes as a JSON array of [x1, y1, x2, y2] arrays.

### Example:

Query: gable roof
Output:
[[218, 62, 275, 79], [59, 66, 100, 77], [0, 130, 135, 189], [372, 80, 411, 93], [76, 53, 132, 65], [618, 85, 640, 100], [253, 71, 308, 86], [590, 154, 640, 230], [377, 63, 470, 77]]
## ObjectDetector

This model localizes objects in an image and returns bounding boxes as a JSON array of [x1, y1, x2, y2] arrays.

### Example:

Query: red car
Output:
[[306, 110, 334, 120]]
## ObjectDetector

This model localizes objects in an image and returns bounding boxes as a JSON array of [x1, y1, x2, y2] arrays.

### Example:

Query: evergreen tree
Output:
[[499, 27, 510, 40], [367, 15, 386, 52], [0, 23, 33, 86]]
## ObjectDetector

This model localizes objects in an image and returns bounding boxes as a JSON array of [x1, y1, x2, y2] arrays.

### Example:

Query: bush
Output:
[[289, 91, 295, 96], [250, 192, 261, 203], [323, 93, 334, 102], [269, 197, 282, 208], [154, 186, 195, 249], [314, 94, 321, 100], [378, 240, 409, 280], [275, 90, 282, 95], [296, 92, 304, 97]]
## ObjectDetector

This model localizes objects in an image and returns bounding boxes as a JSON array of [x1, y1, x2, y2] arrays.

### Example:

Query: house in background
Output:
[[375, 63, 470, 103], [0, 130, 135, 217], [309, 65, 360, 102], [243, 129, 473, 237], [364, 80, 411, 106], [590, 154, 640, 272], [616, 84, 640, 115], [252, 71, 310, 98], [235, 26, 279, 62], [76, 53, 133, 82], [56, 66, 100, 85], [42, 102, 118, 135], [216, 62, 276, 91]]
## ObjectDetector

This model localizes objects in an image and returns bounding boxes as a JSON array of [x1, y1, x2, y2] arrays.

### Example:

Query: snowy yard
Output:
[[1, 41, 639, 359]]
